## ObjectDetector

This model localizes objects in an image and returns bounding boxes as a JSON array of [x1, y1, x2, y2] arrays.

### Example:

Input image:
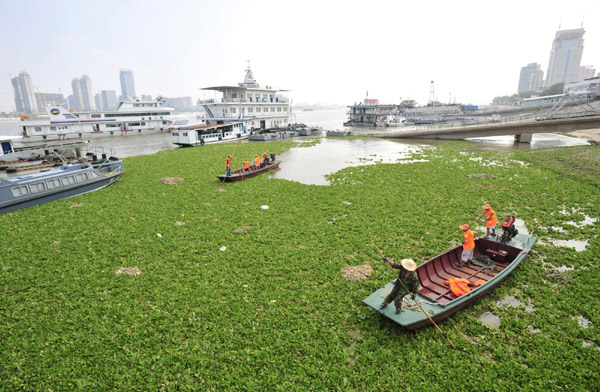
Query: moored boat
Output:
[[364, 231, 537, 330], [217, 160, 280, 182], [0, 157, 124, 214], [171, 120, 251, 146]]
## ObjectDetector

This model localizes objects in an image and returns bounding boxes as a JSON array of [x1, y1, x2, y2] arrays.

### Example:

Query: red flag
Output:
[[366, 90, 368, 97]]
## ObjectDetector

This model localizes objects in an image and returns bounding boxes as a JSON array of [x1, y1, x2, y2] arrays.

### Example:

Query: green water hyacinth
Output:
[[1, 140, 598, 390]]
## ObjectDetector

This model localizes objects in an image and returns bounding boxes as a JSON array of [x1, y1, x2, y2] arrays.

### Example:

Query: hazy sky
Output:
[[1, 0, 599, 111]]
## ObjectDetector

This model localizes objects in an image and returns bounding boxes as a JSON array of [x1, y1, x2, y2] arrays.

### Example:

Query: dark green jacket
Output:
[[390, 262, 419, 295]]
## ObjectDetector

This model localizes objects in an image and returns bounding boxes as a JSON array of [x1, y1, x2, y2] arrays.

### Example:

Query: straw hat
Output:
[[482, 204, 491, 209], [459, 224, 470, 231], [401, 258, 417, 271]]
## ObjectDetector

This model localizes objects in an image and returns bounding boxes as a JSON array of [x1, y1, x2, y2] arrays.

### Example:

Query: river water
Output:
[[0, 109, 590, 184]]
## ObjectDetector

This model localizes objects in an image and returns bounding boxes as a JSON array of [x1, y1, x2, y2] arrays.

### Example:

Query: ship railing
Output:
[[84, 145, 117, 157]]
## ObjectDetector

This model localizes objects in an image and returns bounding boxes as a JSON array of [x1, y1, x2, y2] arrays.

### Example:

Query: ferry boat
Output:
[[198, 61, 291, 131], [19, 98, 175, 141], [344, 97, 405, 127], [172, 120, 251, 147], [0, 156, 123, 214]]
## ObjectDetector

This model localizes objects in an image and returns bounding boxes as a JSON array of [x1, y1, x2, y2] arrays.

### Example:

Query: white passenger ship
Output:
[[344, 97, 406, 127], [198, 62, 291, 130], [171, 62, 291, 147], [20, 98, 175, 141]]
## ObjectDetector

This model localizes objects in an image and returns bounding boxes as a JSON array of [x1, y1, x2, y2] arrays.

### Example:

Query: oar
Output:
[[372, 241, 457, 350], [439, 214, 481, 243]]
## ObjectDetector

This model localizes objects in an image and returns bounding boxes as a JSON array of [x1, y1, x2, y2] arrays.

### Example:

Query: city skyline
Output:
[[1, 0, 599, 112]]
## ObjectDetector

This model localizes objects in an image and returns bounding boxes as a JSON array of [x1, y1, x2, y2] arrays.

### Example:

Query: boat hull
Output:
[[217, 161, 280, 182], [363, 233, 537, 330]]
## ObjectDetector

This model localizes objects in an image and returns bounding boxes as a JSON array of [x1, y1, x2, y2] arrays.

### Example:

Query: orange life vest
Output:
[[485, 208, 498, 227], [263, 152, 267, 161], [255, 156, 260, 165], [444, 278, 471, 297], [244, 160, 249, 169], [463, 230, 475, 250], [226, 157, 231, 167]]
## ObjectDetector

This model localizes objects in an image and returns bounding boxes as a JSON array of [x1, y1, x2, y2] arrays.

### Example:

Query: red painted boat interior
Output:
[[416, 238, 521, 305]]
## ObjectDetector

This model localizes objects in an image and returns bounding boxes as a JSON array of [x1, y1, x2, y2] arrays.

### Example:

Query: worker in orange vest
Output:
[[458, 224, 479, 268], [263, 152, 268, 164], [477, 203, 498, 239], [244, 158, 250, 171], [225, 154, 232, 177], [254, 155, 261, 167]]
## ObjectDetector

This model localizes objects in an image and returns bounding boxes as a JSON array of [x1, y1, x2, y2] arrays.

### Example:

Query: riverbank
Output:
[[1, 140, 598, 390]]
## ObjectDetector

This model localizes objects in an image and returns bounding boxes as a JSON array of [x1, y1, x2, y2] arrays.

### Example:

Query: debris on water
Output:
[[219, 246, 227, 251], [217, 188, 226, 192], [341, 264, 374, 282], [158, 177, 183, 185], [527, 325, 541, 333], [116, 267, 141, 276], [260, 205, 269, 210], [343, 201, 352, 205], [574, 316, 592, 329], [551, 239, 588, 252], [496, 295, 523, 308], [233, 226, 251, 233], [156, 233, 162, 238], [69, 203, 82, 209], [475, 311, 501, 328], [175, 221, 185, 226], [555, 265, 575, 272]]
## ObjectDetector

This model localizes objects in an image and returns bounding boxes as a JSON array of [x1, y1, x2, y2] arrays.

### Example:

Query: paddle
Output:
[[372, 241, 457, 349]]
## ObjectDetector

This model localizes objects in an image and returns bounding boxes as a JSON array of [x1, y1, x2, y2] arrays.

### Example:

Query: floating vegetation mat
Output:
[[1, 141, 599, 390]]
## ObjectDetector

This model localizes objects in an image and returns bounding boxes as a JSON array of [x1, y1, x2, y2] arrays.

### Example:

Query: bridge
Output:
[[376, 111, 600, 143]]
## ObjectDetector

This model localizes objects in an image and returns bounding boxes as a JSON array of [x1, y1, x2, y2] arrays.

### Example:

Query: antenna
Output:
[[429, 81, 435, 107], [559, 17, 562, 30], [581, 15, 584, 28]]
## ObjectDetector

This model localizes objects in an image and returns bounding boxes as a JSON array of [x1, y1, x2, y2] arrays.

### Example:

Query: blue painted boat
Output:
[[364, 233, 537, 330], [0, 158, 123, 214]]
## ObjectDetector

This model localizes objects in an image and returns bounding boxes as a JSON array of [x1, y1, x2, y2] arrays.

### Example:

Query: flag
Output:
[[366, 90, 368, 97]]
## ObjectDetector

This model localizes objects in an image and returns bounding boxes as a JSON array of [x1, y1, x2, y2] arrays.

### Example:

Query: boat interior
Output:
[[416, 238, 522, 305]]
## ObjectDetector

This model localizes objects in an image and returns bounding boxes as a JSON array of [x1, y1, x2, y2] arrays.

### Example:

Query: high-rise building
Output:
[[577, 66, 596, 81], [11, 71, 38, 114], [101, 90, 118, 110], [528, 69, 544, 93], [35, 92, 66, 110], [80, 74, 95, 111], [71, 78, 83, 111], [67, 95, 76, 111], [119, 69, 137, 99], [94, 93, 104, 111], [545, 28, 585, 88], [518, 63, 541, 93]]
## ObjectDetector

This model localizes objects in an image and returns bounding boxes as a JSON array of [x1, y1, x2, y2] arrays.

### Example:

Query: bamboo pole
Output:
[[372, 241, 457, 350]]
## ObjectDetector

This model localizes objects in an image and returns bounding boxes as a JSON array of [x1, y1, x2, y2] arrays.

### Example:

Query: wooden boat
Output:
[[217, 160, 280, 182], [363, 233, 537, 330], [0, 157, 124, 214]]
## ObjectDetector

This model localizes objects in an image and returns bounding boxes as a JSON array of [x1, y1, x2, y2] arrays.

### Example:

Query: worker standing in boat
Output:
[[379, 258, 419, 314], [477, 203, 498, 239], [244, 158, 250, 172], [270, 152, 276, 162], [254, 155, 260, 167], [225, 155, 232, 177], [263, 152, 268, 164], [459, 224, 479, 267]]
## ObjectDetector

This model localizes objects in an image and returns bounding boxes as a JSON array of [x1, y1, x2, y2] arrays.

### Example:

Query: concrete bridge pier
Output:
[[514, 133, 533, 143]]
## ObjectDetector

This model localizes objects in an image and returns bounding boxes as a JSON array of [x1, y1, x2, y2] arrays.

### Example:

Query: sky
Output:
[[1, 0, 599, 112]]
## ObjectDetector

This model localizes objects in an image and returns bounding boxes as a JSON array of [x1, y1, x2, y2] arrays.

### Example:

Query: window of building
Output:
[[50, 126, 57, 131], [11, 185, 30, 198], [256, 107, 261, 113], [34, 127, 42, 132], [277, 107, 281, 112], [248, 108, 253, 113], [232, 93, 237, 99], [271, 107, 275, 112], [231, 108, 236, 114]]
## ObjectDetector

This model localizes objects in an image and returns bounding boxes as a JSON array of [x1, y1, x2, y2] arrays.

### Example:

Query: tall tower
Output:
[[71, 78, 83, 111], [11, 71, 38, 114], [119, 69, 137, 100], [545, 28, 585, 88], [79, 74, 95, 111]]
